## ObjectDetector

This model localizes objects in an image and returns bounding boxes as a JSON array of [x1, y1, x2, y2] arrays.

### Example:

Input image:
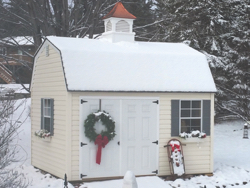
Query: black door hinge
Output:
[[81, 100, 87, 104], [80, 142, 87, 147], [153, 100, 159, 104], [152, 170, 158, 174], [80, 174, 87, 178], [152, 140, 158, 145]]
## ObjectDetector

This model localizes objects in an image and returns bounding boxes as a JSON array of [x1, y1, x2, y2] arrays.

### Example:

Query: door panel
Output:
[[80, 99, 120, 178], [121, 99, 157, 175]]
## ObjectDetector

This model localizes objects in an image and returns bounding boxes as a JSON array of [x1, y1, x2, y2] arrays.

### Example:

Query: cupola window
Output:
[[116, 20, 129, 32], [106, 20, 112, 32]]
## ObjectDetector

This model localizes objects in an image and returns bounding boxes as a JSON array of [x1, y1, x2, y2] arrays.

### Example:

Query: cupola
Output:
[[101, 2, 136, 43]]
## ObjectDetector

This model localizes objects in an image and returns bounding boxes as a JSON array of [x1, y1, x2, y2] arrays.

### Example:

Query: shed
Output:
[[30, 2, 217, 181]]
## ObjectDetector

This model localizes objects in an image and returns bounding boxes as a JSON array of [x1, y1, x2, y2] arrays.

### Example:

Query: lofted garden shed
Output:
[[30, 2, 217, 181]]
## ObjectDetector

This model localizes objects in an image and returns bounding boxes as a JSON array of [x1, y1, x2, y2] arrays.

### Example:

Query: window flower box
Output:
[[179, 130, 206, 143], [180, 137, 205, 143], [35, 129, 51, 142]]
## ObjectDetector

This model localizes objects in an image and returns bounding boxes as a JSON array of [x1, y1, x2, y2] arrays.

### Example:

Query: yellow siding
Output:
[[158, 93, 214, 175], [70, 92, 214, 180], [30, 44, 67, 179]]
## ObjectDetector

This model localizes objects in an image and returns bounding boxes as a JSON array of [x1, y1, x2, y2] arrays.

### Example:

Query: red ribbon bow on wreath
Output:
[[170, 143, 181, 152], [95, 134, 109, 165]]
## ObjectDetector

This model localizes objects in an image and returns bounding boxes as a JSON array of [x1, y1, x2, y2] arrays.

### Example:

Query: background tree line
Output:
[[0, 0, 249, 121]]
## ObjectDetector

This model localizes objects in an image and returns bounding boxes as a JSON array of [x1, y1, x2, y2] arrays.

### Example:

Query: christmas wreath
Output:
[[84, 110, 116, 164], [84, 111, 116, 142]]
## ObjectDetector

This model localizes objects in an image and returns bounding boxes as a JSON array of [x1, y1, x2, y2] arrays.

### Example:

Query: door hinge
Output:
[[80, 142, 87, 147], [81, 99, 87, 104], [152, 170, 158, 174], [80, 174, 87, 178], [152, 140, 158, 145], [153, 100, 159, 104]]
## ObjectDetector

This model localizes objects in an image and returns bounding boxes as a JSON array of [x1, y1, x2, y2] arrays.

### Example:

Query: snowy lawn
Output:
[[11, 99, 250, 187]]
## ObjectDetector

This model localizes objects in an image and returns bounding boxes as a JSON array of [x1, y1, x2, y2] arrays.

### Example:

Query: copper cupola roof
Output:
[[103, 2, 136, 19]]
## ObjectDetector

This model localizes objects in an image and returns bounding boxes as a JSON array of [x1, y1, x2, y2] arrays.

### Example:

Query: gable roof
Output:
[[103, 2, 136, 19], [44, 36, 216, 93]]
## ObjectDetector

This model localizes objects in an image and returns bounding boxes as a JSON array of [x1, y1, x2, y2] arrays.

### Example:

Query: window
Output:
[[180, 100, 201, 133], [41, 98, 54, 135], [0, 47, 7, 55], [106, 20, 112, 32], [171, 100, 211, 136], [116, 20, 130, 32]]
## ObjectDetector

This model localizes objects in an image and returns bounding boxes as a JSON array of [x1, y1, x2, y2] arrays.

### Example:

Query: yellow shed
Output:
[[30, 2, 216, 181]]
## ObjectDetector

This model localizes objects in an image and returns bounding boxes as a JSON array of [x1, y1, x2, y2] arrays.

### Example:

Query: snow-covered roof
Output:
[[45, 36, 217, 92], [1, 36, 34, 46], [0, 84, 29, 96]]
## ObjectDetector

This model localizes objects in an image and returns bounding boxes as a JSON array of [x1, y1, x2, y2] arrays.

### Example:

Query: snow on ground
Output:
[[9, 99, 250, 188]]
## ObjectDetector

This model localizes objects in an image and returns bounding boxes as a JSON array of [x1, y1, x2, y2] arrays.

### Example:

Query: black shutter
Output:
[[41, 98, 44, 129], [171, 100, 180, 136], [202, 100, 211, 136], [50, 99, 54, 136]]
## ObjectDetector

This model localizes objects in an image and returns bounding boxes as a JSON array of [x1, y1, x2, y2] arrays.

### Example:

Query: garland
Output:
[[84, 111, 116, 142]]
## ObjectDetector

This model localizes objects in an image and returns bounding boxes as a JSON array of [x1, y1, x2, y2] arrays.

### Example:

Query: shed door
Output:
[[121, 99, 158, 175], [80, 99, 120, 178], [80, 98, 158, 178]]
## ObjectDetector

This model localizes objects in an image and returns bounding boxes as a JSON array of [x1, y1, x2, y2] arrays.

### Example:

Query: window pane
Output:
[[181, 101, 190, 108], [44, 117, 51, 132], [191, 119, 201, 126], [192, 109, 201, 117], [44, 99, 48, 107], [192, 101, 201, 108], [181, 126, 190, 133], [44, 108, 49, 116], [44, 108, 51, 117], [45, 99, 51, 107], [181, 119, 190, 132], [190, 126, 201, 132], [181, 110, 190, 117]]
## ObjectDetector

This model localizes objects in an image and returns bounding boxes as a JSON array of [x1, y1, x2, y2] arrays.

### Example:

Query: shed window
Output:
[[41, 98, 54, 135], [180, 100, 201, 133], [171, 100, 211, 136]]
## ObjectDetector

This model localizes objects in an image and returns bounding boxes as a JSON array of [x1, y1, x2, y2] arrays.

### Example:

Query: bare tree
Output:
[[0, 0, 119, 84], [0, 0, 119, 47], [0, 0, 156, 85], [0, 96, 29, 188]]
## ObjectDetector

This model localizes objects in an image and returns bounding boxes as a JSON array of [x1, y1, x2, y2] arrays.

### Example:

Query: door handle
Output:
[[118, 141, 120, 145]]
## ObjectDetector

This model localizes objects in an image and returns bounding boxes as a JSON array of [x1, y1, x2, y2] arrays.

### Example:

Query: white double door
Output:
[[80, 98, 158, 178]]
